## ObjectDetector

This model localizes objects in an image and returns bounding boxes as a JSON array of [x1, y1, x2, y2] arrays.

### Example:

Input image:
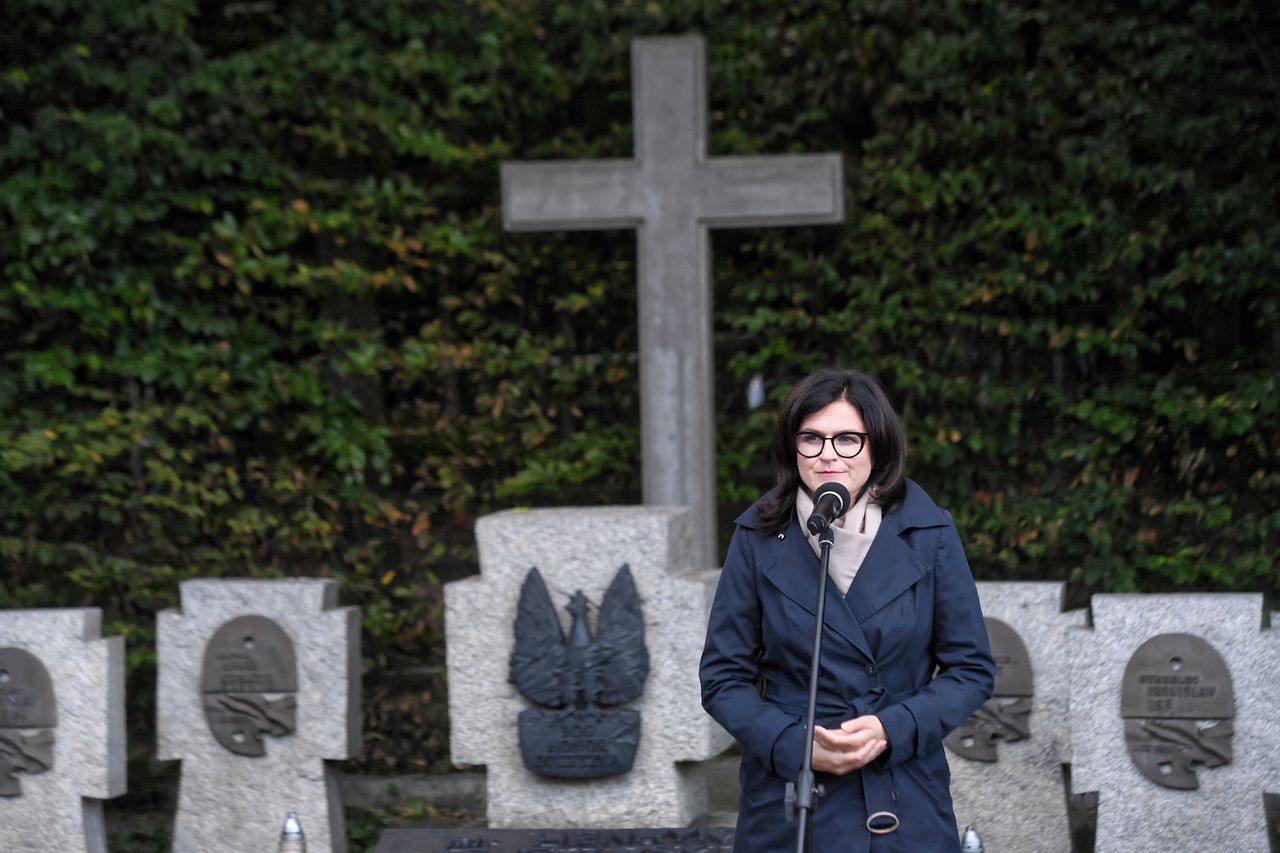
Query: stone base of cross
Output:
[[0, 608, 125, 853], [446, 506, 733, 828], [157, 579, 361, 853]]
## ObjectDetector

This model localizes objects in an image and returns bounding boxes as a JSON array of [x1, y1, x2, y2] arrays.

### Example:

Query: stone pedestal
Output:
[[446, 506, 731, 828], [1069, 594, 1280, 852], [0, 608, 125, 853], [157, 579, 360, 853], [946, 582, 1086, 853]]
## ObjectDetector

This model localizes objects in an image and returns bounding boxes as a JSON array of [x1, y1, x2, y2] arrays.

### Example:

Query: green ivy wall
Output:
[[2, 0, 1277, 839]]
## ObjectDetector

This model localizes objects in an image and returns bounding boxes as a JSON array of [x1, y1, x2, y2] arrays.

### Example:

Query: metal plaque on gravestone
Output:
[[201, 615, 298, 757], [0, 648, 56, 797], [509, 565, 649, 778], [945, 618, 1034, 762], [1120, 633, 1233, 790]]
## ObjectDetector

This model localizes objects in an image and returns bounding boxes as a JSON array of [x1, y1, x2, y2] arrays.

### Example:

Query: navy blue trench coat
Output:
[[700, 481, 995, 853]]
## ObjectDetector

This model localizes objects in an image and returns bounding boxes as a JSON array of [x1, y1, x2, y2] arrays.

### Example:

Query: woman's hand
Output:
[[810, 715, 888, 775]]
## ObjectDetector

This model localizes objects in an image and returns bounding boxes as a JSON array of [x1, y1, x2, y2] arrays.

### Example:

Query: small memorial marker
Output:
[[0, 609, 125, 853], [1070, 594, 1280, 852], [158, 579, 360, 853], [946, 582, 1086, 853]]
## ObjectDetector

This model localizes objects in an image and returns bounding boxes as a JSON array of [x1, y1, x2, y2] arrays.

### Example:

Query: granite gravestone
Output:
[[0, 609, 125, 853], [157, 579, 360, 853], [502, 33, 844, 569], [1070, 594, 1280, 852], [374, 826, 736, 853], [444, 506, 731, 829], [945, 582, 1086, 853]]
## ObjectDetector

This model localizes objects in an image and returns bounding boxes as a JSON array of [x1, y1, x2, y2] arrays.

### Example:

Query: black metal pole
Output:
[[790, 526, 835, 853]]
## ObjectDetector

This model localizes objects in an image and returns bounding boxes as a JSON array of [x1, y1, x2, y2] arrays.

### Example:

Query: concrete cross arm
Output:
[[497, 33, 847, 570], [699, 154, 844, 226], [502, 159, 642, 231]]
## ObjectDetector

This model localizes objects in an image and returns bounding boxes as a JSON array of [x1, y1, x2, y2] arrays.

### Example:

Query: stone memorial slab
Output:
[[0, 608, 125, 853], [374, 826, 736, 853], [446, 506, 731, 828], [1070, 594, 1280, 852], [945, 582, 1086, 853], [158, 579, 360, 853], [502, 34, 844, 568]]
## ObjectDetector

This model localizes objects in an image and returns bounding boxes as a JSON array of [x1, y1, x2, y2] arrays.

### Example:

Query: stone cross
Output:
[[157, 579, 361, 853], [946, 582, 1087, 853], [446, 506, 732, 828], [1069, 594, 1280, 852], [502, 34, 845, 568], [0, 608, 125, 853]]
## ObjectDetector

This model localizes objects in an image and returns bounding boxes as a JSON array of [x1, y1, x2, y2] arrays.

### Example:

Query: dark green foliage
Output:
[[2, 1, 1277, 841]]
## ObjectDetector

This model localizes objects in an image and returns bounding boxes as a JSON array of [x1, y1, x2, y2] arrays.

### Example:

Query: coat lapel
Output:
[[844, 519, 930, 624], [758, 518, 874, 661], [737, 481, 952, 663], [845, 485, 949, 621]]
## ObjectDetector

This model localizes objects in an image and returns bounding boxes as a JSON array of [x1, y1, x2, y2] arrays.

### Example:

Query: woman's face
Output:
[[795, 399, 874, 499]]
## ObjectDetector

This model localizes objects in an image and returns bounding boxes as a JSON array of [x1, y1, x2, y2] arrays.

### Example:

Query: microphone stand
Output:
[[786, 523, 835, 853]]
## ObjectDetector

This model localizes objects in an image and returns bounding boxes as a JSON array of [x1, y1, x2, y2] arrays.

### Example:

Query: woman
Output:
[[700, 368, 994, 852]]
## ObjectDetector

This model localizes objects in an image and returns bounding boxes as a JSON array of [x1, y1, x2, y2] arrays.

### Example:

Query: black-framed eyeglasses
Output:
[[794, 431, 868, 459]]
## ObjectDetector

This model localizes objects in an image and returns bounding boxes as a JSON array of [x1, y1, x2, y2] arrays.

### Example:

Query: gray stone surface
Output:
[[0, 608, 125, 853], [340, 770, 486, 815], [502, 34, 844, 569], [947, 582, 1086, 853], [446, 506, 732, 828], [1070, 594, 1280, 852], [158, 579, 360, 853]]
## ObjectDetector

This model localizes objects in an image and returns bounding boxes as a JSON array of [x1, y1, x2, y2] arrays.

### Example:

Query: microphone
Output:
[[806, 482, 851, 535]]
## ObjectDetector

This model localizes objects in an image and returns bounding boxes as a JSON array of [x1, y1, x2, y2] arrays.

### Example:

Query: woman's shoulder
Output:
[[886, 479, 952, 530], [731, 487, 782, 532]]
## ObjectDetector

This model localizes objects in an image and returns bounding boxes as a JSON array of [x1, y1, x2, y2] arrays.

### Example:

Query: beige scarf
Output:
[[795, 486, 882, 596]]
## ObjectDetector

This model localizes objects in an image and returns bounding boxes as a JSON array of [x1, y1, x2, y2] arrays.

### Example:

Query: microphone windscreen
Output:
[[813, 482, 851, 515]]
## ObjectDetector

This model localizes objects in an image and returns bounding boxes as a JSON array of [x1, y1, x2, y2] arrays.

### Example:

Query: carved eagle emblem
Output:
[[509, 564, 649, 709], [508, 564, 649, 778]]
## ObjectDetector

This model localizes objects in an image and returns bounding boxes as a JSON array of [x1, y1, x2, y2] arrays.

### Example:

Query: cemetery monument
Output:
[[157, 578, 360, 853]]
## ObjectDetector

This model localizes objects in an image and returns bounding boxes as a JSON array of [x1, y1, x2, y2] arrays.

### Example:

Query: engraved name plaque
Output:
[[1120, 633, 1233, 790], [201, 615, 298, 757], [945, 617, 1033, 762], [509, 565, 649, 778], [0, 647, 56, 797]]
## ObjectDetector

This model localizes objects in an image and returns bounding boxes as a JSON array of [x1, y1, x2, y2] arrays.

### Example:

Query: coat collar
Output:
[[733, 479, 949, 535], [736, 481, 948, 661]]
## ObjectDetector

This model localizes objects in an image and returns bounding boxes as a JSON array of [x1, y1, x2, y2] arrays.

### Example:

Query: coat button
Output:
[[777, 533, 786, 540], [865, 664, 877, 675]]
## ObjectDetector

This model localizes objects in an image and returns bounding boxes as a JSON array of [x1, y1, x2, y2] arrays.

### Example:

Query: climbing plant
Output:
[[2, 3, 1277, 841]]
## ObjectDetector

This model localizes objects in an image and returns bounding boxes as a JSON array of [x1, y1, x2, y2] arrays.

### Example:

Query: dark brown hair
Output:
[[755, 368, 908, 535]]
